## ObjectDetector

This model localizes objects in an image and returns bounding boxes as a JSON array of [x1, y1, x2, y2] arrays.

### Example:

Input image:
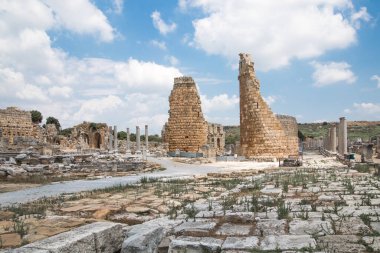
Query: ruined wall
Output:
[[207, 123, 225, 155], [166, 77, 208, 153], [276, 114, 299, 156], [60, 122, 109, 150], [0, 107, 35, 142], [239, 54, 298, 159]]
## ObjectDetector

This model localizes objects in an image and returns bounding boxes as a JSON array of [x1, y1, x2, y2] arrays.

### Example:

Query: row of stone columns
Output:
[[325, 117, 347, 156], [109, 125, 149, 154]]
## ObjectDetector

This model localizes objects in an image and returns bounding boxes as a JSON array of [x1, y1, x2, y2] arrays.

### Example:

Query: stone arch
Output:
[[94, 132, 101, 149], [82, 133, 89, 145]]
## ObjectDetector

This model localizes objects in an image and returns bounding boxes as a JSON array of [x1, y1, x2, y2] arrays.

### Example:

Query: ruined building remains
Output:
[[0, 107, 35, 141], [60, 122, 110, 150], [207, 123, 225, 155], [166, 77, 208, 153], [239, 53, 298, 159]]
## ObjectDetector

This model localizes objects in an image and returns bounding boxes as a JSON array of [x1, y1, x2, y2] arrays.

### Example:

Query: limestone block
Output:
[[168, 236, 224, 253], [260, 235, 316, 251], [215, 223, 251, 236], [222, 236, 259, 251], [121, 226, 164, 253], [18, 222, 123, 253]]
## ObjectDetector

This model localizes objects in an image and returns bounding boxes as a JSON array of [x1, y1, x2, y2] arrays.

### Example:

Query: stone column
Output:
[[113, 125, 118, 152], [377, 136, 380, 155], [136, 126, 141, 154], [108, 126, 113, 151], [145, 125, 149, 153], [330, 125, 337, 153], [338, 117, 347, 155], [126, 128, 131, 154]]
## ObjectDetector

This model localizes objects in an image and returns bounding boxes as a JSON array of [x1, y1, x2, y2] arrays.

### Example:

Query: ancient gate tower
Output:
[[239, 53, 298, 159], [167, 77, 208, 153]]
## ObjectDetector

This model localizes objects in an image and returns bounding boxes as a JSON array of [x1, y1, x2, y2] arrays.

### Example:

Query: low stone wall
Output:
[[0, 153, 157, 180]]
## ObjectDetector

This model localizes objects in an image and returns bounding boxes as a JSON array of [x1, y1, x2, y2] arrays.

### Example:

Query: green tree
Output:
[[46, 116, 61, 130], [60, 128, 73, 137], [117, 131, 127, 140], [30, 110, 43, 124], [148, 134, 162, 142]]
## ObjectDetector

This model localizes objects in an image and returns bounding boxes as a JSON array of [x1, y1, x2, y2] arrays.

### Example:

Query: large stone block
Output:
[[14, 222, 123, 253]]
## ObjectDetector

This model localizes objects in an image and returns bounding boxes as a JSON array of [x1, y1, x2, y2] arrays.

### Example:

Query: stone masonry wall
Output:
[[166, 77, 208, 153], [239, 53, 298, 159], [207, 123, 225, 155], [276, 114, 299, 156], [0, 107, 35, 142]]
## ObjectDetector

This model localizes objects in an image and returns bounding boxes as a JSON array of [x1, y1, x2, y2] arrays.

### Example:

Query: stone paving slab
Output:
[[221, 236, 259, 251], [215, 223, 251, 236], [168, 236, 224, 253], [260, 235, 316, 251]]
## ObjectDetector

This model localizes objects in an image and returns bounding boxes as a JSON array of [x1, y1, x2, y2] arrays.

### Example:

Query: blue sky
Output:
[[0, 0, 379, 134]]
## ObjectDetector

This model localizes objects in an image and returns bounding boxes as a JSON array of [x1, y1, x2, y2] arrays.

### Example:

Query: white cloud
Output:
[[73, 95, 123, 121], [351, 7, 371, 29], [264, 95, 277, 106], [343, 102, 380, 120], [150, 40, 167, 50], [48, 86, 72, 98], [181, 0, 370, 70], [16, 84, 48, 102], [165, 55, 180, 66], [0, 1, 183, 132], [151, 11, 177, 35], [310, 61, 357, 87], [371, 75, 380, 88], [201, 94, 239, 113], [43, 0, 115, 42], [112, 0, 124, 14], [353, 102, 380, 114]]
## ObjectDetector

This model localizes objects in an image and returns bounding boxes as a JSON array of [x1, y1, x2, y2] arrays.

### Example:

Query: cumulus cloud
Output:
[[0, 1, 183, 132], [371, 75, 380, 88], [48, 86, 73, 98], [150, 40, 167, 50], [201, 94, 239, 113], [165, 55, 180, 66], [200, 93, 240, 125], [310, 61, 357, 87], [181, 0, 370, 70], [43, 0, 115, 42], [73, 95, 123, 121], [344, 102, 380, 120], [151, 11, 177, 35], [353, 102, 380, 114]]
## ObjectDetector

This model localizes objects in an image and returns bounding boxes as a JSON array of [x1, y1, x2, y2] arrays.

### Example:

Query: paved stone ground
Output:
[[121, 161, 380, 252], [2, 153, 380, 252]]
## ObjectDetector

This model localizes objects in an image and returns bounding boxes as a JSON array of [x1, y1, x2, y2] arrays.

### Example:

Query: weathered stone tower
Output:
[[239, 53, 298, 159], [167, 77, 208, 153]]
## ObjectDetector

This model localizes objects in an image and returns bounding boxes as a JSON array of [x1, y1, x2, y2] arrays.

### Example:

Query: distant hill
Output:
[[224, 121, 380, 144]]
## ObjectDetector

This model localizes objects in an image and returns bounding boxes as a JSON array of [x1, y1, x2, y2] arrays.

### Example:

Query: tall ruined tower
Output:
[[167, 77, 208, 153], [239, 53, 298, 159]]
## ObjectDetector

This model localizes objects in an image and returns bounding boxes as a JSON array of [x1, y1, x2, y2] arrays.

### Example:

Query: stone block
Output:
[[18, 221, 123, 253], [168, 236, 223, 253], [222, 236, 259, 251], [260, 235, 316, 251]]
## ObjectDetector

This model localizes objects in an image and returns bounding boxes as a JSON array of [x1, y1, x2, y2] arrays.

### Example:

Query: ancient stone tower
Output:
[[166, 77, 208, 153], [239, 53, 298, 159]]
